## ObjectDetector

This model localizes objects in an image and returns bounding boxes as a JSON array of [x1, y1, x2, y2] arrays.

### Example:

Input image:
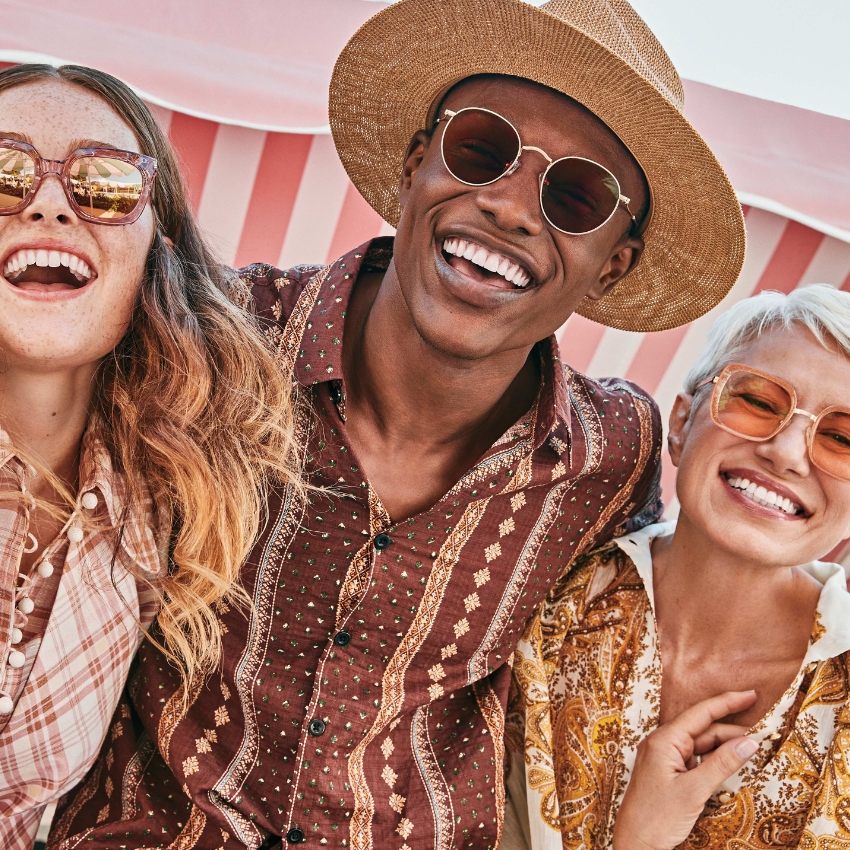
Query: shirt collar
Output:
[[78, 429, 163, 575], [0, 424, 162, 575], [294, 237, 572, 447], [614, 519, 850, 661]]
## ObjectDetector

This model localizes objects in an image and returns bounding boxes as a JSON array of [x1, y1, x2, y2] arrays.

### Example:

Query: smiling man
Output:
[[52, 1, 745, 848]]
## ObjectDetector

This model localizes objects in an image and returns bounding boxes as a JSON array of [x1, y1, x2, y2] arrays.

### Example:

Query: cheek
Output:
[[823, 482, 850, 536], [673, 422, 724, 496]]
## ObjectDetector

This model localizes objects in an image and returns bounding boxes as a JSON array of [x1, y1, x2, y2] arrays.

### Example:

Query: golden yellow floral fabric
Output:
[[505, 521, 850, 849]]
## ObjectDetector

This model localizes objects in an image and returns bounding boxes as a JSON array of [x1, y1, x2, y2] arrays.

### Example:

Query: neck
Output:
[[345, 265, 539, 452], [0, 363, 97, 493], [652, 513, 818, 659]]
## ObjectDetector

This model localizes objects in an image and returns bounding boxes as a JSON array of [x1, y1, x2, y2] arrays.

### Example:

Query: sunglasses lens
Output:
[[812, 411, 850, 480], [715, 370, 793, 438], [441, 109, 520, 185], [0, 147, 35, 209], [542, 158, 621, 233], [69, 155, 144, 221]]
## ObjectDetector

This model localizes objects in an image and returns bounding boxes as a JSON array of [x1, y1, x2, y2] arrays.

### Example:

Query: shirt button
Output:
[[7, 650, 25, 668], [333, 631, 351, 647], [286, 828, 305, 844], [308, 718, 326, 737], [374, 533, 392, 550]]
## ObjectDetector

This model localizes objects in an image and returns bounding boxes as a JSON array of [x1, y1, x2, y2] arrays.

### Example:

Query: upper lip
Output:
[[722, 467, 810, 516], [437, 227, 541, 287], [1, 240, 98, 280]]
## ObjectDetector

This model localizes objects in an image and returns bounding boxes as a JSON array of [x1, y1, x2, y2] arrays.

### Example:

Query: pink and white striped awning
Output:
[[1, 2, 849, 553]]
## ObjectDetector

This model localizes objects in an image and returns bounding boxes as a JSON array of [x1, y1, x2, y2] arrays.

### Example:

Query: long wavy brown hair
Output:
[[0, 63, 304, 686]]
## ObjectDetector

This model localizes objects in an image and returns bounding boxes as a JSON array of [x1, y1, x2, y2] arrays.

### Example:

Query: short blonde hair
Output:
[[684, 284, 850, 394]]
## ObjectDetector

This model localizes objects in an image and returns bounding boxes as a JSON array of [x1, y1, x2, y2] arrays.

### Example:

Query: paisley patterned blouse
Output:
[[505, 521, 850, 849]]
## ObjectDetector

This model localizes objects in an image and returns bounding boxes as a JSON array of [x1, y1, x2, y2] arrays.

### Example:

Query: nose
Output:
[[22, 174, 77, 225], [473, 153, 546, 236], [754, 413, 812, 477]]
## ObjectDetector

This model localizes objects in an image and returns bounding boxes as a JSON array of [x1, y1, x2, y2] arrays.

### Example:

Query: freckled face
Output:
[[0, 79, 155, 374], [672, 325, 850, 566], [392, 75, 648, 361]]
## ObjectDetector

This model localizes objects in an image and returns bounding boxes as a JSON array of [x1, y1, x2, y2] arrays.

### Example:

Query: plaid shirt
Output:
[[0, 428, 161, 849], [51, 239, 662, 850]]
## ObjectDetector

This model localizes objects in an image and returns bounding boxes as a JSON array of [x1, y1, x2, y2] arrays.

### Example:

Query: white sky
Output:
[[627, 0, 850, 121], [366, 0, 850, 121]]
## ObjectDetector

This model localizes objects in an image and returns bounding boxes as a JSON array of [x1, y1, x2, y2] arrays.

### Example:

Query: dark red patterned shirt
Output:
[[50, 239, 662, 850]]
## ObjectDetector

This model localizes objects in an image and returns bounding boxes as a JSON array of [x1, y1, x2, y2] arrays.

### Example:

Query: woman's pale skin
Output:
[[613, 324, 850, 850], [0, 79, 154, 570]]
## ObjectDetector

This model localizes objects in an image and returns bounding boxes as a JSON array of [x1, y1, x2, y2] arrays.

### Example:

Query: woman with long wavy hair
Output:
[[0, 62, 302, 848]]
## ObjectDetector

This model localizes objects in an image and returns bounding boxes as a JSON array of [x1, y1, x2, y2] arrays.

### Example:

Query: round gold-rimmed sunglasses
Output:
[[0, 137, 157, 225], [435, 106, 637, 235], [697, 363, 850, 482]]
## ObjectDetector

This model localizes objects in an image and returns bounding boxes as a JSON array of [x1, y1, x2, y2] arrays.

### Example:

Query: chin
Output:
[[412, 316, 507, 361], [1, 334, 120, 372]]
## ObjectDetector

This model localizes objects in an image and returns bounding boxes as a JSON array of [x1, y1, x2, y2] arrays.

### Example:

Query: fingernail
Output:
[[735, 737, 758, 759]]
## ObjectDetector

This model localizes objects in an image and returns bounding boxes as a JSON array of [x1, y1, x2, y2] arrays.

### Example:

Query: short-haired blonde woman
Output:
[[507, 284, 850, 848], [0, 63, 301, 848]]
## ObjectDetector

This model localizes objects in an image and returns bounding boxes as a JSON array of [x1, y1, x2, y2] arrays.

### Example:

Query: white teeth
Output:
[[726, 474, 801, 515], [3, 248, 93, 283], [442, 238, 533, 289]]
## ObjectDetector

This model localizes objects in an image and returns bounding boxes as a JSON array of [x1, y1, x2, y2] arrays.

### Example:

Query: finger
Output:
[[664, 691, 757, 741], [689, 736, 759, 798], [693, 723, 752, 754]]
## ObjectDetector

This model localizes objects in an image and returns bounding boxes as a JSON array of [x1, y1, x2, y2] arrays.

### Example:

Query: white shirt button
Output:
[[37, 561, 54, 578], [81, 492, 98, 510], [10, 628, 22, 645], [7, 650, 25, 668], [67, 525, 84, 543], [17, 597, 34, 615], [0, 696, 13, 714]]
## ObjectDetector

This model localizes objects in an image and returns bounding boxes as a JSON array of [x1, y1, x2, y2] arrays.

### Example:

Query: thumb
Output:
[[690, 736, 758, 798]]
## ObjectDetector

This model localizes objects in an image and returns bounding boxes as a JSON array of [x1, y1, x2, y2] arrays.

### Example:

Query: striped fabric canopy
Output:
[[155, 102, 850, 550], [0, 62, 847, 556]]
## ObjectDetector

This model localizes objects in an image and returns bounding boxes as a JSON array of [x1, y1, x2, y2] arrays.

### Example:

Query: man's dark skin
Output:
[[343, 75, 650, 521]]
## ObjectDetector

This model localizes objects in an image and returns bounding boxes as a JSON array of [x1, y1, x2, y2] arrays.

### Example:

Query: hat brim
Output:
[[329, 0, 746, 333]]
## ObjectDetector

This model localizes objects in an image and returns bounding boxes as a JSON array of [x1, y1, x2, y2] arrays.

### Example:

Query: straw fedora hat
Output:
[[329, 0, 746, 333]]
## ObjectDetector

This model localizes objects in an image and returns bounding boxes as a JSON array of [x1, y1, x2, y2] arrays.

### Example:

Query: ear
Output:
[[163, 235, 174, 248], [398, 130, 431, 212], [667, 391, 694, 467], [584, 234, 645, 301]]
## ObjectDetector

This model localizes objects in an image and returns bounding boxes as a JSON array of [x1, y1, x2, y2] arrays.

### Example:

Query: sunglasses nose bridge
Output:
[[41, 159, 63, 177]]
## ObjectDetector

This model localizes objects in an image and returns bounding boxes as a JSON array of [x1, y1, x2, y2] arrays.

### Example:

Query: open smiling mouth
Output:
[[441, 237, 533, 290], [4, 249, 93, 292], [722, 471, 806, 517]]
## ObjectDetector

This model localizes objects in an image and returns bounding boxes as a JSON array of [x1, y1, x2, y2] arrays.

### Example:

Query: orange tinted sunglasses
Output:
[[698, 364, 850, 482]]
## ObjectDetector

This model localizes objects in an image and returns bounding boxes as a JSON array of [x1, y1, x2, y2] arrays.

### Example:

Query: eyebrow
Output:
[[68, 138, 124, 152], [0, 133, 125, 154], [0, 131, 33, 144]]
